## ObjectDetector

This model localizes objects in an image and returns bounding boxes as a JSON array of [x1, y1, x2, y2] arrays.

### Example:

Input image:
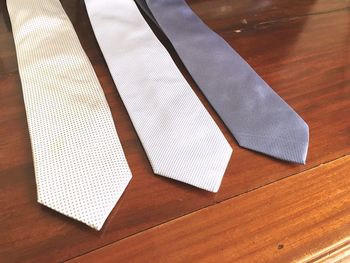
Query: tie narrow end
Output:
[[36, 174, 132, 231], [151, 143, 233, 193], [37, 196, 107, 230], [235, 131, 309, 164]]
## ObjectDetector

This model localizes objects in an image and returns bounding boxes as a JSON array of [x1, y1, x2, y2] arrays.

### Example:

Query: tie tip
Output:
[[151, 144, 232, 193], [291, 156, 307, 165], [235, 132, 309, 164]]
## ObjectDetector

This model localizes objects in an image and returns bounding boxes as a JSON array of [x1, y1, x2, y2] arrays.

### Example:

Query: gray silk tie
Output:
[[135, 0, 309, 164]]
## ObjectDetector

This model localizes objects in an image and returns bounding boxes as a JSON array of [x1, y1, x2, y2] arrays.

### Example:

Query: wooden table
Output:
[[1, 0, 349, 262]]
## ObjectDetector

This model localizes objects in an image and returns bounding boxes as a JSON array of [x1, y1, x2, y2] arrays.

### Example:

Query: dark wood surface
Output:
[[0, 0, 349, 262], [69, 156, 350, 263]]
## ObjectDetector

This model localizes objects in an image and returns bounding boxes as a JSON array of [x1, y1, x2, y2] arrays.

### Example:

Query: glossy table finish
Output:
[[70, 156, 350, 263], [0, 0, 349, 262]]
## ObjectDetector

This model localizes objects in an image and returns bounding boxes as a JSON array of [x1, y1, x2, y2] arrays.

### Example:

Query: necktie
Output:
[[84, 0, 232, 192], [7, 0, 132, 230], [135, 0, 309, 164]]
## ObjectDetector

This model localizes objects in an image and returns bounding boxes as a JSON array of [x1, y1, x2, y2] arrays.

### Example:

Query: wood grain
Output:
[[68, 156, 350, 263], [0, 0, 349, 262]]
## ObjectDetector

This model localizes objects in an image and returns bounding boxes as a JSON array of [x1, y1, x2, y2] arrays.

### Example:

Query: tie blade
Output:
[[235, 123, 309, 164], [37, 174, 131, 230], [136, 0, 310, 164], [8, 0, 133, 230], [85, 0, 233, 193], [149, 139, 233, 193]]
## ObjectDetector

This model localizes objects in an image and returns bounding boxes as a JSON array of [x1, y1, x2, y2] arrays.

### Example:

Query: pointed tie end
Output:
[[235, 132, 309, 165]]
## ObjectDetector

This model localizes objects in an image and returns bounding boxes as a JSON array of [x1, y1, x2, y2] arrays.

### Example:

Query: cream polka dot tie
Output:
[[7, 0, 132, 230], [84, 0, 233, 192]]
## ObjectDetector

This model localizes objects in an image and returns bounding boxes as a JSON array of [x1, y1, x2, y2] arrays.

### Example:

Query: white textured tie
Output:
[[7, 0, 132, 230], [84, 0, 232, 192]]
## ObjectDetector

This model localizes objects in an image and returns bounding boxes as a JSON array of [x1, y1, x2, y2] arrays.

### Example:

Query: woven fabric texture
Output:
[[136, 0, 309, 164], [84, 0, 232, 192]]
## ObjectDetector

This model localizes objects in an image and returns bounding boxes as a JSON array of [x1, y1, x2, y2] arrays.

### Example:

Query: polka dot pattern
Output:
[[7, 0, 132, 230]]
